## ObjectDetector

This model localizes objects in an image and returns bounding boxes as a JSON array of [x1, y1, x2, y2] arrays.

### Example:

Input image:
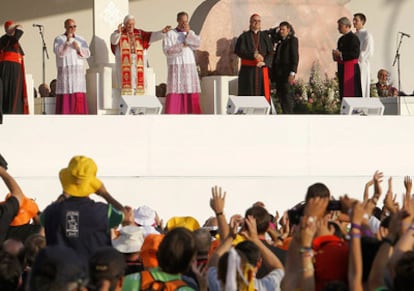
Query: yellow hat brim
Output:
[[59, 168, 102, 197]]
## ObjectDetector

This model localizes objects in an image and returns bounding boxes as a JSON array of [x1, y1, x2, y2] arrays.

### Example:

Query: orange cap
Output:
[[5, 193, 39, 226]]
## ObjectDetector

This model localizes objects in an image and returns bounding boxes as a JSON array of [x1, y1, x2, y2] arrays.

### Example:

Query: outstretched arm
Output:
[[0, 165, 23, 205], [207, 215, 240, 268], [383, 177, 398, 214], [242, 215, 284, 271], [348, 201, 365, 291], [150, 26, 171, 43], [95, 184, 124, 213], [368, 211, 401, 291], [372, 170, 383, 201], [210, 186, 229, 239], [299, 215, 317, 291]]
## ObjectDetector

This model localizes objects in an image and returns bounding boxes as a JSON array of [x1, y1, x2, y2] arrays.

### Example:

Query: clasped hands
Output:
[[255, 53, 265, 67], [332, 49, 341, 61]]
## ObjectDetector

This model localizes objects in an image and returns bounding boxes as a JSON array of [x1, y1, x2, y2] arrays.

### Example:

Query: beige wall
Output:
[[3, 0, 94, 88], [4, 0, 414, 95]]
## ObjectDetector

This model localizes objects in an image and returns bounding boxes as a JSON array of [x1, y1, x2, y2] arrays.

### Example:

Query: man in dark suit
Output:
[[270, 21, 299, 114]]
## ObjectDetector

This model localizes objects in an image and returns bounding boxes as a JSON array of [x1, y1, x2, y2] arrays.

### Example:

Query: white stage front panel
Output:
[[0, 115, 413, 222]]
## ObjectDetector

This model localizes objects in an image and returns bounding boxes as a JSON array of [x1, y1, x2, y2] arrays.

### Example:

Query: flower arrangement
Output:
[[272, 61, 341, 114]]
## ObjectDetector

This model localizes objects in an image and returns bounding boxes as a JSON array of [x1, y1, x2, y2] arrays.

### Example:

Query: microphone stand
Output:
[[392, 33, 407, 96], [34, 26, 49, 114]]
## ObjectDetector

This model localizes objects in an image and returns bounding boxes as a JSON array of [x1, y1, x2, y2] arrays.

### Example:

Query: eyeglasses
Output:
[[68, 25, 77, 28]]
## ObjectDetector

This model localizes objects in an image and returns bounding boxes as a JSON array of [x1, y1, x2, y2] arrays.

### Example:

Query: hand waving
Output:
[[210, 185, 226, 214]]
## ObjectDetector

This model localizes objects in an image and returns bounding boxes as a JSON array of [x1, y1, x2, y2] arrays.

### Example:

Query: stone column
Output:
[[86, 0, 128, 114]]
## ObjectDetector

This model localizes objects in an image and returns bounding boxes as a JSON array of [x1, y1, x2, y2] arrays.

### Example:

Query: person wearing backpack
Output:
[[122, 227, 201, 291]]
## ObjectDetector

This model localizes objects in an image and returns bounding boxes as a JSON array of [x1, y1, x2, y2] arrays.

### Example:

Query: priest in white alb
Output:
[[54, 18, 90, 114], [163, 11, 202, 114], [353, 13, 374, 98]]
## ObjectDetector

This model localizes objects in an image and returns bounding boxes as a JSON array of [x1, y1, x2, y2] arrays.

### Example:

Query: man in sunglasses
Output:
[[53, 19, 90, 114]]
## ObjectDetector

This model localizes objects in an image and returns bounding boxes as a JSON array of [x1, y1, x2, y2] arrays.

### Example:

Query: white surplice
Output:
[[53, 34, 90, 94], [356, 28, 374, 98], [162, 29, 201, 94]]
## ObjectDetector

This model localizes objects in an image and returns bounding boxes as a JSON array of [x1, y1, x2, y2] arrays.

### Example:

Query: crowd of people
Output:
[[1, 152, 414, 290], [0, 10, 402, 120]]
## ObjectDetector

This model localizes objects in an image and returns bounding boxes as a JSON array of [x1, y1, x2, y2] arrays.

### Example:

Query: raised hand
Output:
[[117, 23, 123, 33], [373, 170, 384, 199], [155, 212, 163, 229], [210, 185, 226, 214], [162, 25, 172, 33], [363, 178, 374, 202], [191, 260, 208, 291], [351, 201, 366, 225], [240, 215, 258, 241], [66, 32, 73, 41], [404, 176, 412, 196], [229, 215, 243, 238], [279, 211, 290, 237], [122, 206, 135, 225], [304, 196, 329, 219], [383, 187, 397, 214]]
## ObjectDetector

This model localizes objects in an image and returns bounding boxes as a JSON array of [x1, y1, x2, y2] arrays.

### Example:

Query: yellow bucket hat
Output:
[[59, 156, 102, 197], [166, 216, 200, 232]]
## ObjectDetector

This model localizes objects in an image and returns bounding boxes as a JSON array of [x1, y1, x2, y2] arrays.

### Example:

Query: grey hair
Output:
[[123, 14, 135, 25], [337, 17, 351, 27]]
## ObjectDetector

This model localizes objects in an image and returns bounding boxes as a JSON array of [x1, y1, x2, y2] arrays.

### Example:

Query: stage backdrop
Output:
[[2, 0, 414, 95]]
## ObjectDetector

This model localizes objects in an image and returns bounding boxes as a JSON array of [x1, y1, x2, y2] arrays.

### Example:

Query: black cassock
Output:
[[234, 30, 273, 97], [337, 31, 362, 98], [0, 28, 28, 114]]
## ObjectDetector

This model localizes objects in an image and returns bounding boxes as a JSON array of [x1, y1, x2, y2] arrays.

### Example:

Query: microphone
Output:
[[32, 24, 43, 27], [399, 31, 411, 38]]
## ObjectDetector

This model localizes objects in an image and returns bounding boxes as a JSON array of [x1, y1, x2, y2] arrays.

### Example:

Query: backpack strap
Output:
[[163, 279, 187, 291], [141, 270, 164, 290], [141, 269, 190, 291]]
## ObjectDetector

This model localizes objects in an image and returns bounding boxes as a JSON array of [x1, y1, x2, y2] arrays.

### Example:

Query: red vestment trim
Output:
[[118, 29, 151, 95], [241, 59, 258, 66], [241, 59, 270, 103], [339, 58, 358, 97], [0, 51, 28, 113], [0, 51, 23, 64], [262, 66, 270, 104]]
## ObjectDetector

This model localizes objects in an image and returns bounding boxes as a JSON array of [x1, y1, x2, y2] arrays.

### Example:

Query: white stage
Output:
[[1, 115, 413, 224]]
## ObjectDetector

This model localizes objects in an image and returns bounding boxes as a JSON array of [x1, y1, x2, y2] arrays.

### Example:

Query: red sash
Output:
[[0, 51, 28, 113], [339, 59, 358, 97], [0, 51, 23, 64], [241, 59, 271, 104], [241, 59, 258, 66]]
